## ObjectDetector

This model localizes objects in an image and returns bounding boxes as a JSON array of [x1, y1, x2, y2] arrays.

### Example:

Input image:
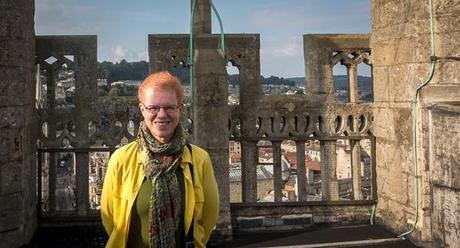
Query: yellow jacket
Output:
[[101, 141, 219, 248]]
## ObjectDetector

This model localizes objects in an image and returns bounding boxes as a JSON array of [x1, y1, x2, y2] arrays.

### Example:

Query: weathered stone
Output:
[[0, 0, 36, 246], [372, 66, 389, 102], [372, 1, 459, 247], [0, 163, 22, 195], [236, 216, 264, 228], [431, 186, 460, 246], [282, 214, 312, 226]]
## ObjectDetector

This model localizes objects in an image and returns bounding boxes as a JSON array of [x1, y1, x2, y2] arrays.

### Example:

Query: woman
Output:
[[101, 71, 219, 248]]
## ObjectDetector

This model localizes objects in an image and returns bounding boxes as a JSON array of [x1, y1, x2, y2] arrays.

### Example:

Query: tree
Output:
[[108, 87, 120, 97]]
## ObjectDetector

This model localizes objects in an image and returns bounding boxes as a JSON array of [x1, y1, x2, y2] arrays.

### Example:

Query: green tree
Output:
[[108, 87, 120, 97]]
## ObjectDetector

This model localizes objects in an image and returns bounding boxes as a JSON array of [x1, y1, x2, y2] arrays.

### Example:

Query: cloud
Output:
[[107, 45, 148, 62], [35, 0, 99, 34], [272, 37, 302, 57], [113, 46, 126, 59]]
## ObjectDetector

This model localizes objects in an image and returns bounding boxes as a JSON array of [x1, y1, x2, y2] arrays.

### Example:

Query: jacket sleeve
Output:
[[101, 154, 116, 235], [197, 153, 220, 246]]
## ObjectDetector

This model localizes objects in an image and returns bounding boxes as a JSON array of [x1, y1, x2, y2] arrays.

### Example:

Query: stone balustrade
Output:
[[36, 34, 376, 231]]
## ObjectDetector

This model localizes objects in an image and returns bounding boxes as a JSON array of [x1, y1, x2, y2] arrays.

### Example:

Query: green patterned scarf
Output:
[[137, 122, 188, 248]]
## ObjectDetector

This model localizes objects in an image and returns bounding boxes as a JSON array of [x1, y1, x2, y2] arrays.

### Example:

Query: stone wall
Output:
[[0, 0, 37, 247], [371, 0, 460, 246]]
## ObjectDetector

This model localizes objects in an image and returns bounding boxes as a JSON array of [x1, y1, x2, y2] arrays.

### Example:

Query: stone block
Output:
[[432, 186, 460, 247], [0, 162, 22, 195], [282, 214, 312, 226], [436, 60, 459, 85], [372, 107, 395, 139], [388, 64, 433, 102], [435, 14, 460, 34], [0, 68, 27, 100], [429, 106, 460, 189], [373, 0, 428, 29], [0, 209, 22, 232], [0, 193, 21, 212], [235, 216, 264, 228], [434, 0, 460, 17], [0, 107, 25, 129], [370, 42, 396, 67], [262, 217, 283, 227], [372, 66, 389, 102], [0, 128, 23, 163]]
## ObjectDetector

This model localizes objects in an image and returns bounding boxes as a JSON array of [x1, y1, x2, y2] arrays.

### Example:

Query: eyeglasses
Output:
[[142, 104, 180, 114]]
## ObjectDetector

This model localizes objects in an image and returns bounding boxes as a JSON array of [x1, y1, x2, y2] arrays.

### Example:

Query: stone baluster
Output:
[[48, 152, 57, 212], [75, 153, 89, 215], [241, 140, 257, 202], [351, 139, 363, 200], [272, 141, 283, 202], [347, 63, 358, 103], [320, 141, 338, 200], [296, 141, 307, 201]]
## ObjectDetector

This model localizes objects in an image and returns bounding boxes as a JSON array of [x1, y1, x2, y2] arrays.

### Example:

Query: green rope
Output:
[[189, 0, 196, 110], [188, 0, 226, 113], [370, 203, 376, 225], [398, 0, 437, 239], [210, 0, 226, 57]]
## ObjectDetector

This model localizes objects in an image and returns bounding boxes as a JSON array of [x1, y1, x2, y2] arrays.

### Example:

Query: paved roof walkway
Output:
[[24, 224, 419, 248]]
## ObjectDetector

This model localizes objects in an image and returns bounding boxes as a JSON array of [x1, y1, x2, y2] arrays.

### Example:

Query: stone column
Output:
[[192, 0, 211, 35], [320, 141, 338, 200], [240, 140, 257, 202], [304, 35, 334, 103], [351, 140, 363, 200], [347, 63, 358, 103], [296, 141, 307, 201], [0, 0, 37, 246], [272, 141, 283, 202], [193, 35, 231, 238]]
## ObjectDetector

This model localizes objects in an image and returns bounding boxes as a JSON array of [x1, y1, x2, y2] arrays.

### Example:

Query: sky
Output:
[[35, 0, 371, 78]]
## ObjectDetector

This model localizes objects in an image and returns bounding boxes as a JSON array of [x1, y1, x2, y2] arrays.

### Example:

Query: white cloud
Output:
[[272, 37, 302, 57], [113, 46, 126, 59], [107, 46, 148, 62]]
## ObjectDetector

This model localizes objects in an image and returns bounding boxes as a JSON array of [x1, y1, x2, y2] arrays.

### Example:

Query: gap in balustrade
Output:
[[281, 140, 297, 201], [359, 138, 373, 200], [89, 152, 110, 210], [336, 139, 353, 200], [229, 140, 242, 203], [257, 140, 274, 202], [227, 61, 240, 105], [357, 63, 373, 102], [333, 63, 349, 103], [40, 152, 77, 212], [304, 139, 322, 201], [36, 65, 47, 109], [55, 63, 76, 108], [40, 152, 50, 212]]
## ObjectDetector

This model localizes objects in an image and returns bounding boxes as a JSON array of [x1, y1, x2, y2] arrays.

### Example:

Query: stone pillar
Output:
[[0, 0, 37, 246], [296, 141, 307, 201], [192, 0, 211, 34], [240, 140, 257, 202], [347, 63, 358, 103], [304, 35, 334, 102], [320, 141, 338, 200], [351, 140, 362, 200], [193, 35, 231, 238], [272, 141, 283, 202], [75, 153, 89, 215], [372, 0, 460, 246]]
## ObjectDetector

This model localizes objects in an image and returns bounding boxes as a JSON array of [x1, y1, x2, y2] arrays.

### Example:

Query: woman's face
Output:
[[139, 87, 182, 143]]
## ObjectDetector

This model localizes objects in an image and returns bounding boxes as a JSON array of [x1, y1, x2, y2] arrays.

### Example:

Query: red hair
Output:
[[138, 71, 184, 104]]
